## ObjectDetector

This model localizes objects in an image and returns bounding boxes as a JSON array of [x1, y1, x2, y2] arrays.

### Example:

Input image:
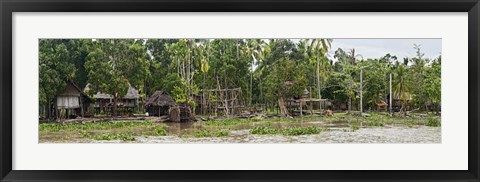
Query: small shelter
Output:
[[145, 90, 177, 116], [84, 84, 141, 114], [56, 79, 90, 118], [120, 87, 141, 108], [284, 83, 333, 115], [388, 92, 413, 111]]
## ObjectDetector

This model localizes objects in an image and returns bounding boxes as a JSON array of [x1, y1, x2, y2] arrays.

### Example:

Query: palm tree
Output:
[[196, 40, 211, 115], [242, 39, 270, 105], [393, 63, 411, 116], [306, 39, 332, 111], [347, 48, 363, 65]]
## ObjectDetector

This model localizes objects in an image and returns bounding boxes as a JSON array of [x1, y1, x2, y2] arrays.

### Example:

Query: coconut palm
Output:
[[348, 48, 363, 65], [306, 38, 332, 110], [393, 63, 411, 116], [242, 39, 270, 105]]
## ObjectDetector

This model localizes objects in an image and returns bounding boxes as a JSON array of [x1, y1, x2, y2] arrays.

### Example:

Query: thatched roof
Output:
[[84, 84, 140, 100], [392, 92, 412, 100], [145, 91, 177, 107], [124, 87, 140, 99], [58, 79, 82, 97]]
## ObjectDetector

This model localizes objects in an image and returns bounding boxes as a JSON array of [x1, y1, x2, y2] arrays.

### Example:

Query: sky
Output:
[[327, 39, 442, 61]]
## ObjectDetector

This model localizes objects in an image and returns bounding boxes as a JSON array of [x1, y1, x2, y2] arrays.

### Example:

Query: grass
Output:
[[39, 121, 162, 132], [249, 125, 328, 136], [40, 121, 168, 142], [39, 112, 441, 142], [250, 126, 280, 135], [405, 119, 415, 128], [282, 126, 328, 136], [189, 129, 229, 138], [324, 112, 440, 127], [82, 132, 136, 141], [142, 128, 168, 136], [426, 118, 441, 127], [204, 112, 431, 129], [350, 123, 360, 131], [364, 120, 385, 127], [204, 115, 326, 127], [205, 118, 261, 126]]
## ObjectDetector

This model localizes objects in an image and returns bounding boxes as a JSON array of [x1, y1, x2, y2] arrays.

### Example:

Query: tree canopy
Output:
[[40, 39, 441, 118]]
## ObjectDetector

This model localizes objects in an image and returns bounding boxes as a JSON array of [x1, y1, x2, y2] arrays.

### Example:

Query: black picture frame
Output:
[[1, 0, 479, 181]]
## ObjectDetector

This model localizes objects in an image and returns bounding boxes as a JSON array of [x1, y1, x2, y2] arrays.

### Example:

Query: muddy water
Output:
[[80, 125, 440, 144], [41, 119, 441, 143], [161, 121, 348, 136]]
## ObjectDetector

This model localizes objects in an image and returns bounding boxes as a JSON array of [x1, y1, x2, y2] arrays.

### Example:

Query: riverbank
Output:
[[39, 112, 441, 144]]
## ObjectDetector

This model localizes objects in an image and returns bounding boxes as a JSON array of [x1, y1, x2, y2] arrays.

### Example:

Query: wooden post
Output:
[[309, 87, 313, 115], [80, 97, 84, 117], [360, 69, 363, 115], [202, 91, 205, 115], [300, 98, 303, 117], [389, 73, 392, 115]]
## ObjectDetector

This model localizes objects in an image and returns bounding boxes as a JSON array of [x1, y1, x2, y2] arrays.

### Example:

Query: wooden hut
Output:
[[388, 92, 413, 111], [144, 90, 177, 116], [120, 87, 141, 108], [84, 84, 141, 115], [56, 79, 90, 118]]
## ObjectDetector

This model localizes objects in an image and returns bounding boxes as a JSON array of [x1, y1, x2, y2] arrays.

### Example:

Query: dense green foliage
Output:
[[249, 125, 328, 136], [189, 129, 230, 138], [39, 121, 161, 132], [426, 118, 441, 127], [39, 39, 90, 105], [40, 39, 441, 118]]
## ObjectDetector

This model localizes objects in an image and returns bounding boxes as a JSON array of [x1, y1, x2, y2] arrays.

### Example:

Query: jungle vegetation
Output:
[[39, 39, 441, 117]]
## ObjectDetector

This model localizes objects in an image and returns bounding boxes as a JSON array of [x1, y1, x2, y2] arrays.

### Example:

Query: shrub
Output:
[[192, 129, 229, 138], [249, 126, 280, 135], [365, 120, 384, 127], [143, 128, 167, 136], [350, 124, 360, 131], [205, 118, 257, 126], [426, 118, 441, 127], [83, 132, 135, 141], [215, 130, 229, 137], [39, 121, 159, 132], [405, 119, 415, 128], [250, 126, 328, 136], [281, 126, 323, 136]]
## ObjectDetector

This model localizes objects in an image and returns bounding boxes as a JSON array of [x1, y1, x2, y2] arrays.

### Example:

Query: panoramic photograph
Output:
[[39, 38, 441, 143]]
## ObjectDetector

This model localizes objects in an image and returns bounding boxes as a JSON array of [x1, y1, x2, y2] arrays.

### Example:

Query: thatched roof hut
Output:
[[145, 91, 177, 107], [57, 79, 83, 109], [124, 87, 141, 99], [56, 79, 91, 117], [83, 84, 140, 100], [145, 91, 177, 117]]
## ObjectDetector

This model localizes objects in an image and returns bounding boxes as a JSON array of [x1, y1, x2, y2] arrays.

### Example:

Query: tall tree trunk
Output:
[[278, 96, 288, 116], [113, 95, 118, 118], [203, 73, 206, 115], [46, 98, 51, 119], [348, 97, 352, 112], [316, 55, 322, 111], [250, 71, 253, 105], [260, 78, 264, 110]]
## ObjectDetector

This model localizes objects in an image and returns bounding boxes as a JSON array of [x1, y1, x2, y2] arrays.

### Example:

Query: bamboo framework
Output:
[[199, 88, 244, 117]]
